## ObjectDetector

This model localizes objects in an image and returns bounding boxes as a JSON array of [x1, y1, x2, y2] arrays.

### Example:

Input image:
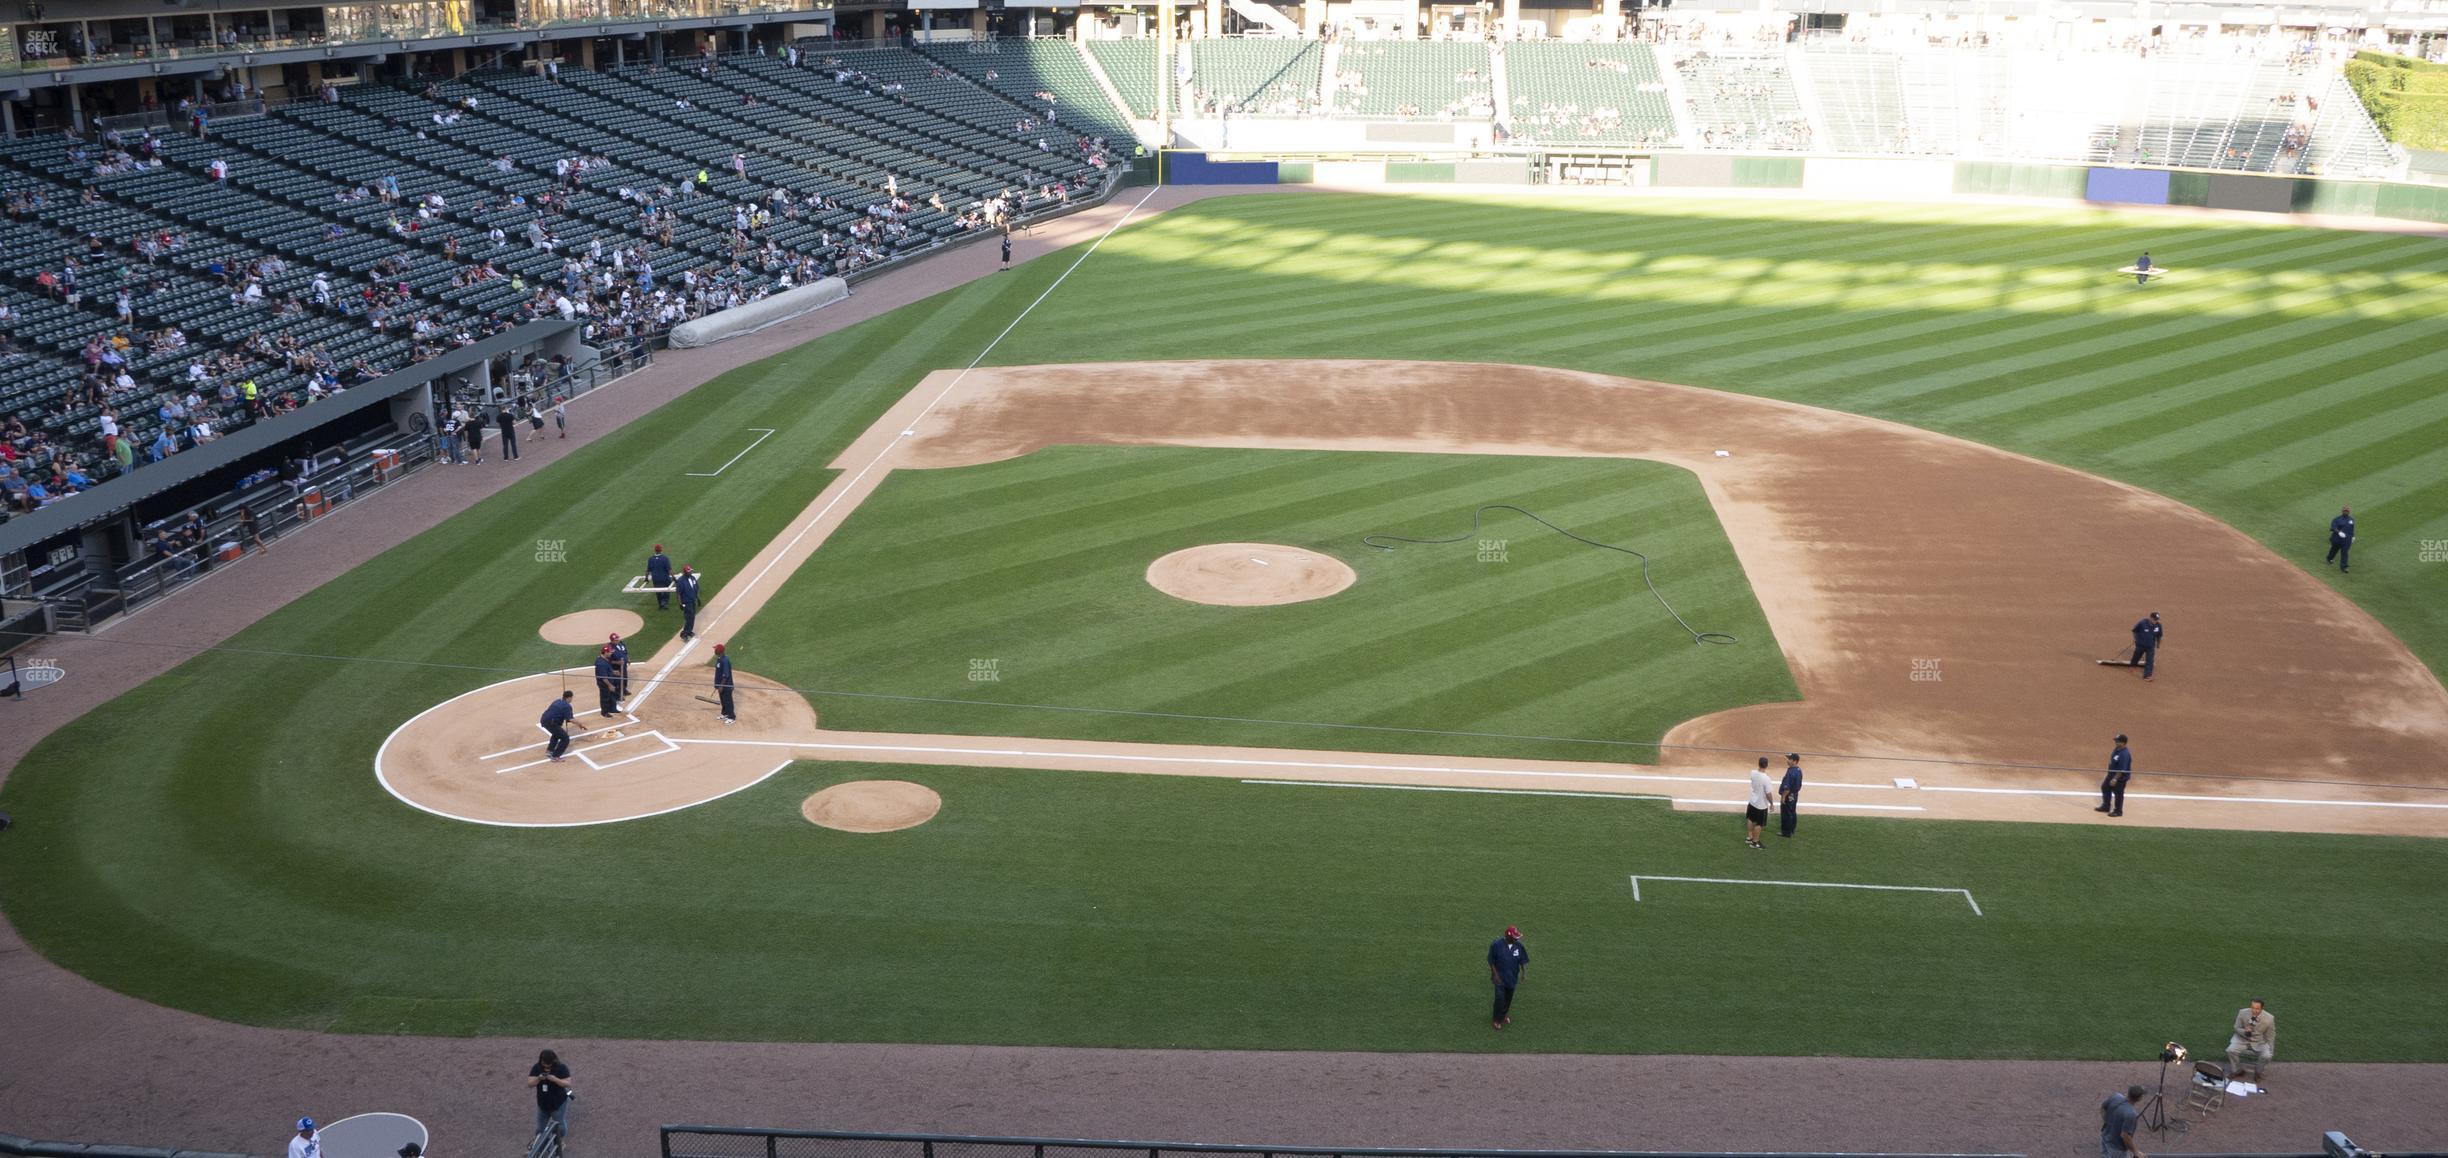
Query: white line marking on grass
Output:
[[630, 185, 1164, 714], [1242, 779, 1672, 802], [685, 428, 777, 477], [1675, 799, 1927, 812], [1923, 786, 2448, 810], [1630, 874, 1982, 916]]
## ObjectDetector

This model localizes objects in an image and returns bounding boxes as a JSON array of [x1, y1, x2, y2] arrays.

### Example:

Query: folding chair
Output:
[[2182, 1060, 2229, 1120]]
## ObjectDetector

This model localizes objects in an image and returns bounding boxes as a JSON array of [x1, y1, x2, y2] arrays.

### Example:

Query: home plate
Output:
[[1251, 558, 1269, 566]]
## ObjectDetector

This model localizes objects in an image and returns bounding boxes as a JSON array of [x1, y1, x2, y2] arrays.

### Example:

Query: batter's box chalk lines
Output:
[[1629, 874, 1983, 916]]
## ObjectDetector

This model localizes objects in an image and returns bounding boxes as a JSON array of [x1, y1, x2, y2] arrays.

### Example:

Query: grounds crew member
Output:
[[608, 632, 630, 702], [2132, 251, 2153, 286], [647, 544, 673, 609], [540, 690, 576, 762], [592, 645, 620, 718], [2325, 506, 2355, 573], [2128, 612, 2164, 682], [675, 565, 701, 640], [2097, 734, 2133, 817], [713, 642, 736, 724], [1487, 925, 1528, 1029], [1778, 753, 1803, 838]]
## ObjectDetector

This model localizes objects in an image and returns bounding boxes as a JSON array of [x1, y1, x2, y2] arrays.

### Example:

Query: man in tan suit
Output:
[[2226, 999, 2276, 1085]]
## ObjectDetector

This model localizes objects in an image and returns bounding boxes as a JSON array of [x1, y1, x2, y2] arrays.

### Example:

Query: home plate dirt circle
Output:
[[801, 780, 943, 832], [539, 609, 645, 645], [1146, 543, 1356, 606]]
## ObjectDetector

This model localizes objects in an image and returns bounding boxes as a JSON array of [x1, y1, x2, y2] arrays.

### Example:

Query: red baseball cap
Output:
[[1503, 926, 1520, 939]]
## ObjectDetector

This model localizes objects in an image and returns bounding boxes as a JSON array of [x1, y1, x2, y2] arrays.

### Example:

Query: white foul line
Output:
[[1244, 780, 1672, 802], [1630, 874, 1983, 916], [629, 185, 1164, 714], [1923, 785, 2448, 810], [685, 428, 777, 477]]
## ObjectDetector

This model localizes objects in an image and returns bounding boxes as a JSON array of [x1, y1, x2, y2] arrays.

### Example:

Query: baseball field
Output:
[[4, 191, 2447, 1062]]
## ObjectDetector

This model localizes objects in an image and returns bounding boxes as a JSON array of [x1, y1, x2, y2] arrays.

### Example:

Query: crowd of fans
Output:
[[0, 42, 1124, 517]]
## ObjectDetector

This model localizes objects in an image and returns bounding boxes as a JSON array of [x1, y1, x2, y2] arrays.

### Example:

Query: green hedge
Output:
[[2346, 53, 2448, 150]]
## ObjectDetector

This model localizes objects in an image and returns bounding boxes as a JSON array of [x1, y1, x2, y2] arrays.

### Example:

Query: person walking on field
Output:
[[2325, 506, 2355, 573], [1745, 756, 1774, 849], [540, 690, 576, 762], [1000, 229, 1012, 270], [2097, 734, 2133, 817], [1487, 925, 1528, 1029], [647, 544, 673, 611], [1777, 753, 1803, 838], [713, 642, 736, 724]]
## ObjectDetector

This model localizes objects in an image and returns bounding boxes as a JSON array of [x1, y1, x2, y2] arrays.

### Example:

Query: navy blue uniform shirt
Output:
[[594, 655, 616, 682], [2132, 617, 2163, 649], [1488, 937, 1528, 986], [1780, 764, 1803, 800], [2331, 514, 2355, 544], [713, 654, 733, 688], [647, 551, 672, 583], [540, 698, 574, 728], [2109, 747, 2132, 776]]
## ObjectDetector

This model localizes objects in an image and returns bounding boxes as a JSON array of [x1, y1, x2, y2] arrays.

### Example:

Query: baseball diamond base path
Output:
[[381, 359, 2448, 834]]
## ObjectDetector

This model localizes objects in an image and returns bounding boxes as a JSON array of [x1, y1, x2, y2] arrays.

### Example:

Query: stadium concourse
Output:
[[4, 184, 2447, 1158]]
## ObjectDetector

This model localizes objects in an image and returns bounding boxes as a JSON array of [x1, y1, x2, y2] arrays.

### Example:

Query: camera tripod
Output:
[[2141, 1056, 2191, 1137]]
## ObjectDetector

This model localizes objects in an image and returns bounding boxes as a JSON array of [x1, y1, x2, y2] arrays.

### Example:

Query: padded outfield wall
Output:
[[1159, 150, 2448, 224]]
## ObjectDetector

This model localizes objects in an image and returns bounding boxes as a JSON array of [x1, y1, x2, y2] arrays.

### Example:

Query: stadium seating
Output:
[[1501, 42, 1675, 147], [0, 46, 1117, 511], [2303, 73, 2401, 178], [1672, 50, 1811, 150], [1183, 39, 1325, 118], [1329, 41, 1494, 120], [1803, 47, 1910, 154], [1084, 39, 1164, 118], [921, 39, 1139, 144]]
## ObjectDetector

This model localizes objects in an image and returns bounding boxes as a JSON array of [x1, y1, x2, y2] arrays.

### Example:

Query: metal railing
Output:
[[72, 344, 651, 628]]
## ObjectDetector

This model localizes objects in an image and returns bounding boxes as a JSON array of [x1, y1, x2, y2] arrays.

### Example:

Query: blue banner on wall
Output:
[[1166, 152, 1279, 185], [2086, 167, 2173, 206]]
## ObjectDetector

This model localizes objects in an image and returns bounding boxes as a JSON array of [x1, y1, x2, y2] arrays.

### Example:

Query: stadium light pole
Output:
[[1157, 0, 1174, 186]]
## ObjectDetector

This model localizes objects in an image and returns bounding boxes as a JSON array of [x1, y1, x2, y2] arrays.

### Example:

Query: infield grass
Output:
[[6, 193, 2448, 1055], [748, 446, 1792, 762]]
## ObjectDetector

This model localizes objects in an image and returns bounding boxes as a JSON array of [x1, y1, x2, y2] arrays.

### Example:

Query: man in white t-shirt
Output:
[[1745, 756, 1774, 850], [287, 1118, 320, 1158]]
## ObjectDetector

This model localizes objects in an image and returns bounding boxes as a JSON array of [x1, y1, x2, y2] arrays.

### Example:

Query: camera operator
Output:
[[2100, 1085, 2146, 1158]]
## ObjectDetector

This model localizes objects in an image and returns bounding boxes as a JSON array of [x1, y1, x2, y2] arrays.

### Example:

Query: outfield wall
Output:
[[1161, 151, 2448, 225]]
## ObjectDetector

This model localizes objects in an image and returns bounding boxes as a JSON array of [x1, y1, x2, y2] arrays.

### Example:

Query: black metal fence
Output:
[[661, 1129, 2017, 1158]]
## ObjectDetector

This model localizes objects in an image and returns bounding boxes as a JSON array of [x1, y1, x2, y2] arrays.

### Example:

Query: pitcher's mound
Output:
[[801, 780, 942, 832], [540, 609, 645, 645], [1147, 543, 1355, 606]]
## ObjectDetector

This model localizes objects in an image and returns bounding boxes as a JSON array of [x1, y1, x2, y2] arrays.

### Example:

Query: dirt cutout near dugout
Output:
[[539, 608, 645, 645], [1147, 543, 1357, 606], [801, 780, 942, 831]]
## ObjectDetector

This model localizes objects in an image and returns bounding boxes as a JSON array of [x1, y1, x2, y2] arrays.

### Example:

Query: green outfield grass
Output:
[[5, 192, 2448, 1054], [747, 446, 1792, 762]]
